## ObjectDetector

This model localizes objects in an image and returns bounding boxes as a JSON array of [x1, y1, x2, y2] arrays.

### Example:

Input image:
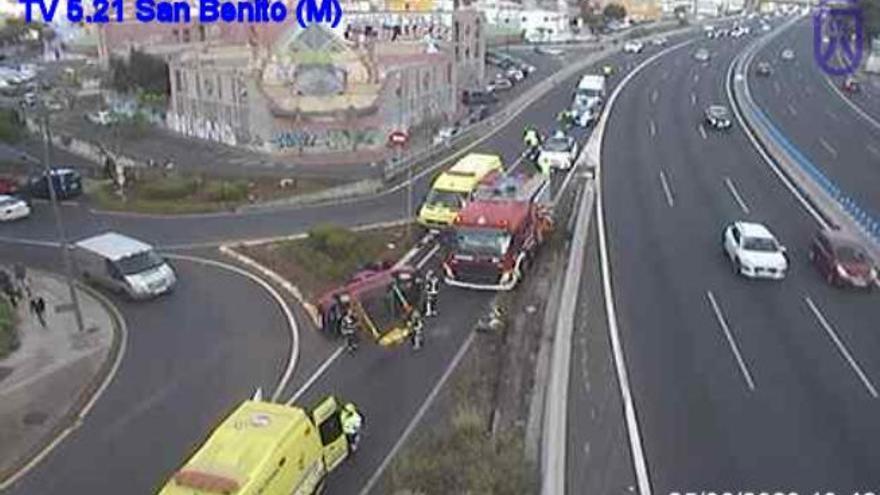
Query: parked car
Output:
[[462, 90, 498, 106], [505, 68, 525, 82], [0, 195, 30, 222], [623, 41, 644, 54], [781, 49, 795, 61], [465, 105, 490, 124], [694, 48, 711, 62], [27, 168, 83, 200], [651, 36, 668, 46], [433, 126, 460, 146], [86, 110, 116, 126], [809, 229, 877, 290], [722, 221, 788, 280], [490, 77, 513, 92]]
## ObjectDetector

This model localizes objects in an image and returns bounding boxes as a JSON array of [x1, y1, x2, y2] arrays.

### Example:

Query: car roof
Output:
[[0, 194, 19, 202], [708, 105, 729, 114], [75, 232, 154, 260], [736, 221, 774, 238]]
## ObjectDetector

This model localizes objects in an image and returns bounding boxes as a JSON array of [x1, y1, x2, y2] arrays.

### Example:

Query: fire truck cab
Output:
[[442, 173, 552, 290]]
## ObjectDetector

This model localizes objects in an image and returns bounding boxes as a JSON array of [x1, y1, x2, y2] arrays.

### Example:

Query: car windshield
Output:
[[0, 197, 18, 207], [709, 107, 729, 118], [455, 228, 512, 256], [114, 250, 165, 276], [835, 245, 868, 263], [743, 236, 778, 252], [543, 137, 570, 152], [425, 189, 466, 209], [577, 88, 602, 99]]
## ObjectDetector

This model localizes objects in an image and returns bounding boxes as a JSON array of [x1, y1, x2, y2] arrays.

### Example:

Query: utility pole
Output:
[[39, 94, 86, 334]]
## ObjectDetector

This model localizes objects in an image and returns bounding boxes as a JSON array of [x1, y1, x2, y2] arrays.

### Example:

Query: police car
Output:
[[704, 105, 732, 130]]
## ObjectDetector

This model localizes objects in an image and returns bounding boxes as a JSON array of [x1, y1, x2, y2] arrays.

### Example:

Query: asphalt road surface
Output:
[[599, 21, 880, 493], [749, 18, 880, 228]]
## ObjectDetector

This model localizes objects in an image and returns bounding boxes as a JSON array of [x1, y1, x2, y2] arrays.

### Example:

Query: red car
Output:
[[809, 229, 877, 290], [842, 77, 860, 94], [0, 176, 20, 195]]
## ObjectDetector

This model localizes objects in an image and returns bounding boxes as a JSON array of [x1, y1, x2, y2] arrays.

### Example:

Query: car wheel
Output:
[[733, 257, 743, 276]]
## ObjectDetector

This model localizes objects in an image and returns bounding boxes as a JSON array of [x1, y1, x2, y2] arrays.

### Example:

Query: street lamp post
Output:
[[38, 97, 86, 334]]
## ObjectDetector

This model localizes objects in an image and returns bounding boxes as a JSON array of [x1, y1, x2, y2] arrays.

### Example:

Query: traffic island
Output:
[[0, 269, 121, 487], [85, 169, 342, 215], [222, 222, 421, 326]]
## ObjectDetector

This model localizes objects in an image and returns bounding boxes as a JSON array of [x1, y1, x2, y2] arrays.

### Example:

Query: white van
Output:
[[74, 232, 176, 300], [572, 74, 606, 126]]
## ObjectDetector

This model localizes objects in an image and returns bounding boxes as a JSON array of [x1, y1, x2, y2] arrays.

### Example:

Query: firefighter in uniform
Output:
[[340, 402, 364, 453], [423, 269, 439, 317], [337, 294, 358, 353], [523, 127, 541, 162], [557, 109, 574, 130], [410, 309, 425, 350]]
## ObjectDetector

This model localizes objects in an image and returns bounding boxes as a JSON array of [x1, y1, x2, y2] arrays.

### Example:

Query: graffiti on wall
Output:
[[271, 128, 382, 152], [167, 113, 239, 147]]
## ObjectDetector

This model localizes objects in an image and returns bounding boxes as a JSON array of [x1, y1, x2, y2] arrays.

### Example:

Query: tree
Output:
[[862, 0, 880, 42], [674, 5, 690, 25], [603, 3, 627, 21], [579, 0, 606, 33], [110, 50, 170, 96]]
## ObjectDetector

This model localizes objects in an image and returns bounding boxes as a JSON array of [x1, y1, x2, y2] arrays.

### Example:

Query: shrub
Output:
[[0, 109, 22, 143], [0, 299, 19, 358], [204, 180, 249, 203], [138, 175, 198, 200]]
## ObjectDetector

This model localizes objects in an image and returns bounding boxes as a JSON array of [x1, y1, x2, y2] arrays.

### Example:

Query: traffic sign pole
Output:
[[388, 130, 411, 239]]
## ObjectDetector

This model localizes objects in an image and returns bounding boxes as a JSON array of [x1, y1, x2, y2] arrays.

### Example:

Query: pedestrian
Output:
[[30, 295, 46, 327], [410, 310, 424, 351], [339, 402, 364, 454]]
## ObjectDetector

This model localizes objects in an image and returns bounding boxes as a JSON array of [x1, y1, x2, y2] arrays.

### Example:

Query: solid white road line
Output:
[[706, 291, 757, 391], [415, 243, 441, 270], [867, 144, 880, 159], [690, 92, 696, 106], [819, 137, 838, 158], [168, 254, 300, 402], [787, 103, 797, 116], [286, 346, 346, 405], [724, 177, 751, 215], [508, 149, 528, 172], [359, 331, 477, 495], [649, 120, 657, 137], [698, 123, 708, 140], [693, 73, 700, 83], [650, 89, 658, 104], [659, 170, 675, 207], [805, 296, 879, 399]]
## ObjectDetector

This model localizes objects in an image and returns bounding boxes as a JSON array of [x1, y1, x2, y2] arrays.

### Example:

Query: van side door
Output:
[[104, 259, 128, 293], [310, 397, 349, 472]]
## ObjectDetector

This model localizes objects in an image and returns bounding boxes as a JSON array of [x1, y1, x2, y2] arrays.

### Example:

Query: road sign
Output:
[[388, 130, 409, 147]]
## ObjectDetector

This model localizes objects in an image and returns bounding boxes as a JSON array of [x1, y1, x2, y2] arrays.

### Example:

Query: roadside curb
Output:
[[0, 275, 126, 491]]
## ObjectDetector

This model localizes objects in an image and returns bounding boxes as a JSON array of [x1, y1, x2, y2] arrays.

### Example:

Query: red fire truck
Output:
[[442, 173, 553, 290]]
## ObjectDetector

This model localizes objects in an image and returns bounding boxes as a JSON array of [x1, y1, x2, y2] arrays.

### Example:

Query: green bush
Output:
[[204, 181, 249, 203], [139, 175, 198, 200], [0, 299, 19, 358], [0, 109, 22, 143]]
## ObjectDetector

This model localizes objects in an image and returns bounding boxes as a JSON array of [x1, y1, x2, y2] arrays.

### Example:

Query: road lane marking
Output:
[[787, 103, 797, 116], [698, 123, 708, 140], [773, 80, 781, 93], [172, 253, 300, 402], [693, 73, 700, 83], [658, 170, 674, 207], [724, 177, 750, 214], [706, 291, 756, 391], [690, 92, 696, 106], [650, 89, 658, 104], [286, 346, 346, 404], [868, 144, 880, 159], [649, 120, 656, 137], [805, 296, 879, 398], [819, 137, 838, 158], [826, 109, 839, 122], [508, 149, 529, 172], [415, 243, 441, 269], [360, 331, 477, 495]]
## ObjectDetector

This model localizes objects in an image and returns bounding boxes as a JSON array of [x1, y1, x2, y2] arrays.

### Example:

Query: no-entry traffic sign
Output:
[[388, 130, 409, 147]]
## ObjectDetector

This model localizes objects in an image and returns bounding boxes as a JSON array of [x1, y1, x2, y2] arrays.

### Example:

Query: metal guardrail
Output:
[[733, 24, 880, 246]]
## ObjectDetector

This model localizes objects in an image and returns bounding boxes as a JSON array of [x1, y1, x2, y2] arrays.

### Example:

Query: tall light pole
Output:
[[38, 91, 86, 334]]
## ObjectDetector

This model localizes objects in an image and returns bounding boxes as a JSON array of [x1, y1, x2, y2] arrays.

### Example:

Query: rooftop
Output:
[[75, 232, 153, 261]]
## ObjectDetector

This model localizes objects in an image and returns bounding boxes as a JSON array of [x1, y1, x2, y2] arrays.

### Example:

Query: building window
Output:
[[475, 18, 480, 39], [465, 47, 470, 58], [199, 25, 206, 42], [446, 63, 452, 84], [175, 70, 182, 92], [172, 28, 179, 41], [454, 21, 460, 42], [183, 28, 190, 43], [195, 75, 201, 97], [423, 71, 429, 91], [217, 76, 223, 100]]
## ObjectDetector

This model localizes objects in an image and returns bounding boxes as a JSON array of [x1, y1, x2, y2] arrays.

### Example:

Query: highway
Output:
[[749, 18, 880, 228], [594, 18, 880, 493]]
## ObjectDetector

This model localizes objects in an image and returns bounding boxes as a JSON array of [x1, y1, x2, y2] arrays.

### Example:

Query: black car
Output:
[[462, 90, 498, 106], [27, 168, 83, 200], [755, 61, 773, 76], [465, 104, 490, 124], [704, 105, 732, 130]]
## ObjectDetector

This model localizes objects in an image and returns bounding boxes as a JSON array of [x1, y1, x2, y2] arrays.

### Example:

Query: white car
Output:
[[538, 131, 579, 170], [86, 110, 115, 126], [781, 49, 795, 61], [723, 221, 789, 280], [0, 195, 30, 221], [694, 48, 711, 62], [506, 68, 525, 82], [651, 36, 668, 46], [433, 126, 459, 145], [623, 41, 644, 54]]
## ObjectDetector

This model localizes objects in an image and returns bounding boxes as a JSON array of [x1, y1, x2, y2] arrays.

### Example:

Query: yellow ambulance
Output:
[[417, 153, 503, 229], [158, 396, 350, 495]]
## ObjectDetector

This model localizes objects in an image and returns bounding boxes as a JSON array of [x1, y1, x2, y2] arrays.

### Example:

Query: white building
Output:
[[484, 1, 573, 42]]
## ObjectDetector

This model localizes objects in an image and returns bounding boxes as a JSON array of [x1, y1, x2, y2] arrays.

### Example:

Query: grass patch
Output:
[[239, 224, 419, 302], [0, 299, 20, 359], [87, 171, 338, 215]]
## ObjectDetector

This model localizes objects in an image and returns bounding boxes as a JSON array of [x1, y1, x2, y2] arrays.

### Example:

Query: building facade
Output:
[[165, 9, 484, 155]]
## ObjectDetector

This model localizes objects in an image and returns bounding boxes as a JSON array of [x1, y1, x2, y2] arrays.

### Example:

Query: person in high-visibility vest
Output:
[[340, 402, 364, 453], [557, 110, 574, 130]]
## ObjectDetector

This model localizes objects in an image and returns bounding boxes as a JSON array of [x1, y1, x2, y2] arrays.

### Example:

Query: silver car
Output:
[[694, 48, 711, 62]]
